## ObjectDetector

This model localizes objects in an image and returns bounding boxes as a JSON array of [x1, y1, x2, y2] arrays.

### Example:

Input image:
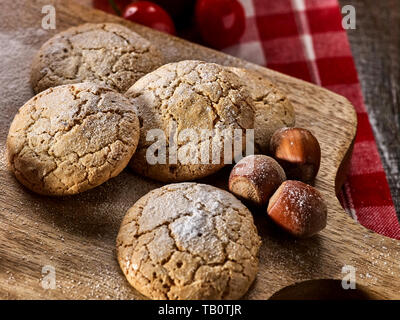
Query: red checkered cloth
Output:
[[223, 0, 400, 239]]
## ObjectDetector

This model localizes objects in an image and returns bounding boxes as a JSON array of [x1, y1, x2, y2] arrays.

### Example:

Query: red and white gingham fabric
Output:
[[223, 0, 400, 239]]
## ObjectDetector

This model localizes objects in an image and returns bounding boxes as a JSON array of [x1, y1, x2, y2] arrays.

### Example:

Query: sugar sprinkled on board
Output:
[[0, 29, 48, 127]]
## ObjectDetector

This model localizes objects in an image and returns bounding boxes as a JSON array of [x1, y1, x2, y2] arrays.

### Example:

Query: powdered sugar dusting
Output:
[[278, 181, 327, 235], [117, 182, 261, 299], [232, 154, 286, 181]]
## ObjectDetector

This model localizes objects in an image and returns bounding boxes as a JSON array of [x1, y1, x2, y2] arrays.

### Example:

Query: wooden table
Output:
[[1, 0, 399, 300], [338, 0, 400, 217]]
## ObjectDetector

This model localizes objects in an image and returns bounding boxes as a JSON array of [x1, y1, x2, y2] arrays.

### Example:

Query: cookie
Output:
[[6, 83, 140, 195], [31, 23, 164, 93], [125, 60, 255, 182], [117, 182, 261, 300], [228, 67, 295, 154]]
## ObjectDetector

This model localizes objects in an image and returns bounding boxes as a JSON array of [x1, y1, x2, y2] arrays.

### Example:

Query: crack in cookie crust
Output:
[[30, 23, 164, 93], [125, 60, 256, 182], [116, 183, 261, 300], [6, 83, 140, 195]]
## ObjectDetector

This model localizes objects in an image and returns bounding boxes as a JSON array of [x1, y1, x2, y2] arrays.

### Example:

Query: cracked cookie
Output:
[[228, 67, 295, 154], [125, 60, 255, 182], [6, 83, 140, 195], [31, 23, 164, 93], [117, 182, 261, 299]]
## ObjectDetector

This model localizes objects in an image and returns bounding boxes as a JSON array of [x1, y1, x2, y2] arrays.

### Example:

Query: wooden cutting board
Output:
[[0, 0, 399, 300]]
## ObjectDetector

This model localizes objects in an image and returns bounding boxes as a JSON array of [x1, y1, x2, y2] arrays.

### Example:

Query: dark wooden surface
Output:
[[3, 0, 400, 300], [339, 0, 400, 216]]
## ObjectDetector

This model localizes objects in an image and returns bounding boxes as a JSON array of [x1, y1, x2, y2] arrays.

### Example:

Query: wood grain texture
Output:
[[338, 0, 400, 217], [0, 0, 399, 300]]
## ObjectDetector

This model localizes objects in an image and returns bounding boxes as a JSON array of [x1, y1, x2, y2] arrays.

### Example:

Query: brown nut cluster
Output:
[[270, 127, 321, 183], [267, 180, 327, 238], [229, 155, 286, 207], [228, 128, 326, 238]]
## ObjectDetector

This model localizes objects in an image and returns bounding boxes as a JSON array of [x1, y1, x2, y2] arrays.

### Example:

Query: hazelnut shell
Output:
[[270, 127, 321, 183], [267, 180, 327, 238], [229, 155, 286, 207]]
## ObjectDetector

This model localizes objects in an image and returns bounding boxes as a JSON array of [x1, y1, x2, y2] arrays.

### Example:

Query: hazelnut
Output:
[[270, 127, 321, 183], [267, 180, 327, 238], [229, 155, 286, 207]]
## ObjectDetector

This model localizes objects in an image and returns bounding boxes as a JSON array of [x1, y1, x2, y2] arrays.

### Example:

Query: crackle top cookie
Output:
[[6, 83, 140, 196], [125, 60, 255, 182], [117, 183, 261, 300], [228, 67, 295, 154], [31, 23, 164, 93]]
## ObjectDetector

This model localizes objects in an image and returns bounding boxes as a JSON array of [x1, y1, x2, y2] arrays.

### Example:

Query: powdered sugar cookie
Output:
[[117, 182, 261, 300], [7, 83, 140, 195], [125, 60, 255, 182], [228, 67, 295, 154], [31, 23, 164, 93]]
